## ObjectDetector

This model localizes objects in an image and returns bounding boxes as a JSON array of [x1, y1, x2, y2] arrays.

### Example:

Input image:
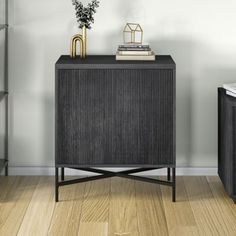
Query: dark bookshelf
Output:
[[0, 0, 9, 176]]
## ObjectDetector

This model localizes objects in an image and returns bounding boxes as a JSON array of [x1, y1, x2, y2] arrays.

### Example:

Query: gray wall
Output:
[[2, 0, 236, 167]]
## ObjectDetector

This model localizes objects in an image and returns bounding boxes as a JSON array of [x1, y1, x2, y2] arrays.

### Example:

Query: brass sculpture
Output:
[[70, 26, 87, 58]]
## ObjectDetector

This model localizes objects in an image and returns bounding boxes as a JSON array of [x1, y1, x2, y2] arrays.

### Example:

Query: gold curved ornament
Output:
[[70, 26, 87, 59]]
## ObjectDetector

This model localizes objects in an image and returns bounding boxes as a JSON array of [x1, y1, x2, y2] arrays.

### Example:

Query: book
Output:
[[118, 47, 151, 51], [118, 50, 152, 56], [223, 83, 236, 94], [119, 44, 150, 48], [116, 51, 155, 61], [226, 90, 236, 98], [226, 90, 236, 97]]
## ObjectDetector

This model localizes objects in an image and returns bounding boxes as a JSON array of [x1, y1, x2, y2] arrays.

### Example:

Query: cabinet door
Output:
[[56, 69, 175, 166]]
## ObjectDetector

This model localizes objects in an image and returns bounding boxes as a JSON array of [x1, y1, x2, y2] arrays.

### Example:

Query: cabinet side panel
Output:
[[233, 107, 236, 197], [218, 89, 233, 196]]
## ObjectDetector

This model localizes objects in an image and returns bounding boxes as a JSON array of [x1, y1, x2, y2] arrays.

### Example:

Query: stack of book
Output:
[[223, 83, 236, 97], [116, 44, 155, 61]]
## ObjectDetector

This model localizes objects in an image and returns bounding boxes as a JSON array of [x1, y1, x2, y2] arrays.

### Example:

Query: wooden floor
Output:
[[0, 176, 236, 236]]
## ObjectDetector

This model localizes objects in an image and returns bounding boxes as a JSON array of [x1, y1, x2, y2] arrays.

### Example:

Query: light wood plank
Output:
[[207, 176, 236, 217], [135, 180, 168, 236], [78, 222, 108, 236], [0, 177, 18, 204], [77, 179, 110, 235], [0, 176, 39, 236], [108, 177, 139, 236], [0, 176, 236, 236], [17, 177, 55, 236], [184, 176, 233, 235], [207, 176, 236, 235], [79, 178, 110, 222], [0, 177, 22, 228], [48, 180, 85, 236], [161, 177, 199, 236], [0, 177, 20, 204]]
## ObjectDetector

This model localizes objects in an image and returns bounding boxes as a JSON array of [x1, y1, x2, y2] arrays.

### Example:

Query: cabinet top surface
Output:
[[56, 55, 175, 70]]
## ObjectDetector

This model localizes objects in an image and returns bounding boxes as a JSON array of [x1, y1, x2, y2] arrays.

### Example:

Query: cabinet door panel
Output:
[[56, 69, 113, 165], [56, 69, 174, 166]]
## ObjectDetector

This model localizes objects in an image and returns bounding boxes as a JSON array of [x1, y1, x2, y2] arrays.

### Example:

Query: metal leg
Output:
[[55, 167, 176, 202], [61, 167, 64, 181], [5, 163, 8, 176], [167, 167, 171, 181], [172, 167, 176, 202], [55, 167, 59, 202]]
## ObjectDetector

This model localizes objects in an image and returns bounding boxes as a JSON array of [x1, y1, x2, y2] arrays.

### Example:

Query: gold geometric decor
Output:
[[123, 23, 143, 44]]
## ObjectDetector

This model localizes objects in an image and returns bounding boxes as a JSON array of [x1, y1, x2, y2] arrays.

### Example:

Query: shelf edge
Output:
[[0, 24, 8, 31]]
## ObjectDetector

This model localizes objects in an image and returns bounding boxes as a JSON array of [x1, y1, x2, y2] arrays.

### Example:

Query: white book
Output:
[[223, 83, 236, 94], [226, 90, 236, 98], [118, 50, 152, 56], [116, 51, 155, 61]]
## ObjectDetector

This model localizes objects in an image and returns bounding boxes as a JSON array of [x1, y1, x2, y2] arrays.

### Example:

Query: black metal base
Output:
[[232, 197, 236, 204], [5, 164, 8, 176], [55, 167, 176, 202]]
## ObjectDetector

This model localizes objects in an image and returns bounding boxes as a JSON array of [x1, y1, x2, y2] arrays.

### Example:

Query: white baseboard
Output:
[[1, 167, 217, 176]]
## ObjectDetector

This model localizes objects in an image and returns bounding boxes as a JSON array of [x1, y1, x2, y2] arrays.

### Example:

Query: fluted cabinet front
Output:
[[218, 88, 236, 203], [55, 56, 176, 168]]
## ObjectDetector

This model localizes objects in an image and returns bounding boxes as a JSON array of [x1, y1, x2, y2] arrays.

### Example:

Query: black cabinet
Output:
[[55, 55, 176, 202], [218, 88, 236, 203]]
